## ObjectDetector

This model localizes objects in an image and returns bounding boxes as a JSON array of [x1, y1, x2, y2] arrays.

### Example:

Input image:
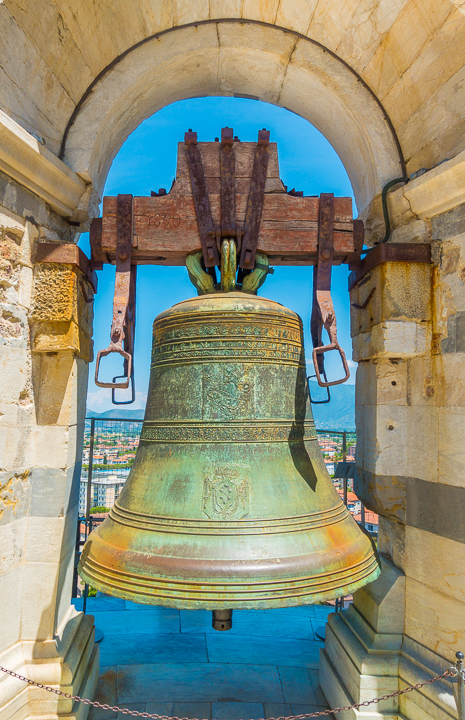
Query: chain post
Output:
[[454, 651, 465, 720]]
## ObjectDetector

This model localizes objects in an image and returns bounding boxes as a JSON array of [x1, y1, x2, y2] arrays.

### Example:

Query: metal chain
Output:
[[0, 665, 455, 719]]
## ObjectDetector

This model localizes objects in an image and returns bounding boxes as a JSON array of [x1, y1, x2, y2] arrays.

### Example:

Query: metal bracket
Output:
[[95, 195, 137, 394], [348, 242, 432, 291], [307, 374, 331, 404], [239, 129, 270, 270], [311, 193, 350, 388], [185, 130, 219, 268], [186, 127, 270, 277]]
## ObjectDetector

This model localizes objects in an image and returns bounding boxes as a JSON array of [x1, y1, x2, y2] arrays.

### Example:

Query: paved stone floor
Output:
[[73, 597, 334, 720]]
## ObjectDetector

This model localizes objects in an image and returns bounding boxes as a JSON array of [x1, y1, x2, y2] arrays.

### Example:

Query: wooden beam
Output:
[[94, 140, 356, 267], [100, 195, 353, 265]]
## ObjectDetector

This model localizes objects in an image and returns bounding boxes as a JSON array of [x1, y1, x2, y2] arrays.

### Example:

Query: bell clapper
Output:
[[212, 609, 233, 631]]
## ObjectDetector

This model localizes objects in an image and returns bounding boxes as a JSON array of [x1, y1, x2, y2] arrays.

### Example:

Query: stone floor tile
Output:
[[277, 667, 318, 705], [263, 703, 292, 718], [144, 703, 174, 716], [92, 609, 180, 635], [206, 634, 323, 669], [311, 606, 333, 619], [263, 607, 316, 619], [306, 669, 319, 686], [212, 702, 264, 720], [117, 663, 284, 704], [290, 706, 333, 719], [72, 596, 126, 612], [179, 609, 212, 633], [172, 702, 211, 719], [125, 600, 170, 611], [88, 666, 117, 720], [99, 632, 207, 666], [305, 672, 327, 708], [115, 703, 146, 718], [181, 611, 314, 640]]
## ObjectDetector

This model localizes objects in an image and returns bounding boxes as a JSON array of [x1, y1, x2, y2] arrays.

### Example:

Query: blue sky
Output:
[[81, 97, 358, 412]]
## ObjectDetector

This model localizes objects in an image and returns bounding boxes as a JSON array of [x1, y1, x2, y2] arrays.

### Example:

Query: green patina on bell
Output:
[[79, 256, 379, 612]]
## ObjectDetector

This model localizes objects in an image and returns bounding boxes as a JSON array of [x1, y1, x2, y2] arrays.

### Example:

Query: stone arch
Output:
[[63, 20, 402, 215]]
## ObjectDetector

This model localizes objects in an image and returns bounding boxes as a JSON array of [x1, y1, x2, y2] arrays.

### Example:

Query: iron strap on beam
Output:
[[184, 130, 220, 268], [220, 127, 236, 239], [239, 129, 270, 270], [348, 242, 432, 290]]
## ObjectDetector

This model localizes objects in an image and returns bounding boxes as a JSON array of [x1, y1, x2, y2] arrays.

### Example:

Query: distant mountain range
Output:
[[86, 381, 355, 431], [307, 381, 355, 431]]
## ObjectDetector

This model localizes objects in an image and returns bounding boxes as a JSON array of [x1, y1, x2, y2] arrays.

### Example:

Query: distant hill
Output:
[[307, 381, 355, 432], [86, 380, 355, 432], [86, 408, 145, 420]]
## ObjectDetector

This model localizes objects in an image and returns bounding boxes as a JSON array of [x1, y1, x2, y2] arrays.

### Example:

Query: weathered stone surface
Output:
[[30, 263, 93, 360], [405, 576, 465, 662], [31, 264, 78, 323], [355, 468, 406, 522], [0, 566, 22, 654], [353, 556, 405, 635], [33, 354, 89, 427], [434, 352, 465, 407], [438, 407, 465, 487], [0, 516, 28, 574], [378, 516, 406, 571], [404, 526, 465, 604], [355, 359, 408, 407], [30, 465, 81, 519], [0, 469, 31, 525], [353, 320, 429, 361], [320, 557, 405, 718], [432, 199, 465, 241], [350, 262, 431, 338]]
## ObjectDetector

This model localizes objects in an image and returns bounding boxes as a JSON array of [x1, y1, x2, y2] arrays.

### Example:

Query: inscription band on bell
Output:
[[141, 421, 317, 443]]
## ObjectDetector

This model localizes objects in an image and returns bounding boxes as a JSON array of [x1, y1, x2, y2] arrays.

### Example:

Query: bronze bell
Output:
[[79, 291, 379, 620]]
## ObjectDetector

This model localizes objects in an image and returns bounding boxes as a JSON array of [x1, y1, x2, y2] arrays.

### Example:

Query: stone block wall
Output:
[[0, 170, 98, 720], [321, 191, 465, 718]]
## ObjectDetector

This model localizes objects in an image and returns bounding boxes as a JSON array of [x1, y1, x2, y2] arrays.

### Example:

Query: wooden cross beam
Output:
[[90, 140, 362, 267]]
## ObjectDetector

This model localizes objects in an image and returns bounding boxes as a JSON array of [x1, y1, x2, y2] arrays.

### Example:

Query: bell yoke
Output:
[[79, 128, 379, 629]]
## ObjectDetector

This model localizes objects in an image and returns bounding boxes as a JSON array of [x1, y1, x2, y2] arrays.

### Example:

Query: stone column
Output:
[[320, 162, 465, 719], [0, 170, 98, 720]]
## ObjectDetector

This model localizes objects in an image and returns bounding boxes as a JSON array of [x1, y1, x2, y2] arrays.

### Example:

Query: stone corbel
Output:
[[30, 244, 95, 362]]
